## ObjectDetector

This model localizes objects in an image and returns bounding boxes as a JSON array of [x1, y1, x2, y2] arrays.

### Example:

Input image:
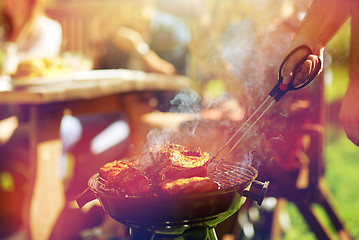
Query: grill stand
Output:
[[265, 159, 351, 240], [130, 226, 218, 240], [252, 74, 352, 240]]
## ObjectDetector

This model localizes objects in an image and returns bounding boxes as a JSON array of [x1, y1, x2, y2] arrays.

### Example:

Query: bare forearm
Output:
[[112, 27, 144, 54], [294, 0, 350, 52]]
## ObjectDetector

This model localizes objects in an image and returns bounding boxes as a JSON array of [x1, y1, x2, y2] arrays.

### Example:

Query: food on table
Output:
[[10, 57, 68, 79], [11, 58, 46, 78]]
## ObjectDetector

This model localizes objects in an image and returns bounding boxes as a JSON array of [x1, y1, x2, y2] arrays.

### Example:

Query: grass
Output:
[[324, 127, 359, 239]]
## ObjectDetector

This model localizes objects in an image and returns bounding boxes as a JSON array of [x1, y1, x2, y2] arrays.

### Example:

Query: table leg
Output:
[[120, 92, 158, 152], [24, 105, 65, 240]]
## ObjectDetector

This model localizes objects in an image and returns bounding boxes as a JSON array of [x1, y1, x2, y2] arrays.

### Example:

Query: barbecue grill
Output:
[[77, 161, 269, 240]]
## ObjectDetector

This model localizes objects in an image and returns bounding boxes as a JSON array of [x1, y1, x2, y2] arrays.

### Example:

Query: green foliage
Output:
[[326, 21, 351, 65], [203, 78, 227, 102], [324, 64, 349, 104], [282, 202, 317, 240]]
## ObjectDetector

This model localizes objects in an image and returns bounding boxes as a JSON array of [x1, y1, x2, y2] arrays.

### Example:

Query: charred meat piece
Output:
[[97, 142, 216, 196], [99, 161, 151, 196], [148, 142, 211, 183], [161, 177, 219, 195]]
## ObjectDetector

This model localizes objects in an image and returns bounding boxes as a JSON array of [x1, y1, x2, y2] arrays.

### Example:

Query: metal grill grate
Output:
[[207, 162, 256, 189]]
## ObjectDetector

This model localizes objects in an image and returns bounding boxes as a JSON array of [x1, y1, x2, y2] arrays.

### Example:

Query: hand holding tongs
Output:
[[212, 45, 322, 162]]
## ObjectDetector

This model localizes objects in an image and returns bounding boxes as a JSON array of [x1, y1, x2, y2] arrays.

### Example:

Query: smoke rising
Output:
[[169, 88, 202, 114], [137, 2, 307, 169]]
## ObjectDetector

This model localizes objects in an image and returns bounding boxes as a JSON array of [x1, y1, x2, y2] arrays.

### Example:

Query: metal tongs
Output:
[[212, 45, 322, 162]]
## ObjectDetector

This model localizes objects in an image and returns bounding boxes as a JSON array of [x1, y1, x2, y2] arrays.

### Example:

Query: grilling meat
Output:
[[161, 176, 219, 195], [148, 142, 211, 183], [97, 142, 219, 196], [99, 161, 151, 196]]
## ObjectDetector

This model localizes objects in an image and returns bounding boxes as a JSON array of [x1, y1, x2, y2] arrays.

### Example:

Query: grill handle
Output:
[[76, 188, 97, 208], [242, 180, 269, 206]]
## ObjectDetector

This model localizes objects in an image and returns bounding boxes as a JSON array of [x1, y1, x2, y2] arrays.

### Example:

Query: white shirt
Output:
[[17, 15, 62, 58]]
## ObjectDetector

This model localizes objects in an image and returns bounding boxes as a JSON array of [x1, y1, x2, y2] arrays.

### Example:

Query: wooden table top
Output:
[[0, 69, 192, 104]]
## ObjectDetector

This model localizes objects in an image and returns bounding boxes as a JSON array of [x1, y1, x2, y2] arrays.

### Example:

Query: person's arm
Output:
[[339, 5, 359, 146], [282, 0, 359, 147], [339, 74, 359, 146], [112, 27, 176, 74], [282, 0, 350, 85]]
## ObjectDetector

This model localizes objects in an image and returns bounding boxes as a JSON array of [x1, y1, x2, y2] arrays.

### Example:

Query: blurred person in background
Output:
[[0, 0, 62, 117], [0, 0, 62, 238], [0, 0, 62, 73], [90, 0, 191, 75], [280, 0, 359, 146]]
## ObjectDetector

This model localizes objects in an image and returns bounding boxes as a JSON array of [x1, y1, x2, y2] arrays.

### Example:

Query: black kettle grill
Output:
[[77, 161, 269, 240]]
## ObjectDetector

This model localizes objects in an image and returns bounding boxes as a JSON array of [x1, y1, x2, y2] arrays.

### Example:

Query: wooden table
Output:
[[0, 69, 191, 240]]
